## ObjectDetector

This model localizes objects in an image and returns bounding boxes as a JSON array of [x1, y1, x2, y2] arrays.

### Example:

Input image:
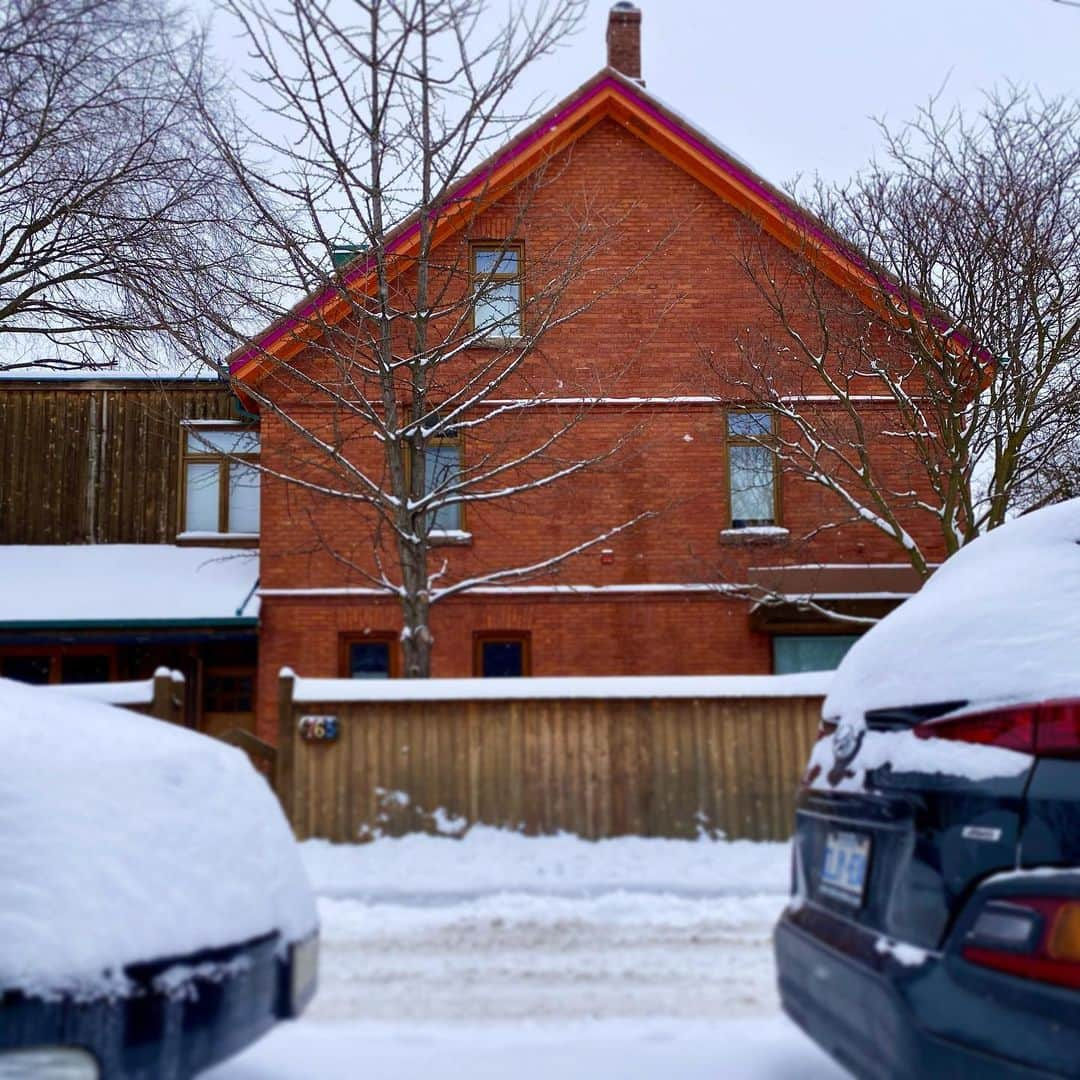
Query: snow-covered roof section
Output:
[[0, 368, 220, 382], [0, 678, 316, 999], [290, 671, 833, 704], [825, 497, 1080, 725], [0, 545, 259, 624]]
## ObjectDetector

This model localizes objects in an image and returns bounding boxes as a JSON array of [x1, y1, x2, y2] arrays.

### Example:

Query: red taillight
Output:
[[1034, 702, 1080, 758], [914, 700, 1080, 758], [964, 897, 1080, 989]]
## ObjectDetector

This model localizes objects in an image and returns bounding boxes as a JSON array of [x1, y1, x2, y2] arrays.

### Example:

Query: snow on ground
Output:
[[210, 1017, 842, 1080], [207, 831, 844, 1079], [301, 827, 791, 901]]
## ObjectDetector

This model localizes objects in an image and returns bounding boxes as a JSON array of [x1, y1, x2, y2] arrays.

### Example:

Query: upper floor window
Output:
[[181, 423, 260, 538], [727, 411, 777, 528], [471, 243, 522, 338]]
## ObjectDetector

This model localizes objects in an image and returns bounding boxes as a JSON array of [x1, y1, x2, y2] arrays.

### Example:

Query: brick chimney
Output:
[[606, 3, 643, 85]]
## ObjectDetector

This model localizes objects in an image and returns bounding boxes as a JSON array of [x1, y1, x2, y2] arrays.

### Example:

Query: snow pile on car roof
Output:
[[0, 679, 316, 1000], [826, 498, 1080, 726]]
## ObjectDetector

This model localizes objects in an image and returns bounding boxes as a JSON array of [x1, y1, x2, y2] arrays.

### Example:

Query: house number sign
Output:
[[299, 715, 339, 742]]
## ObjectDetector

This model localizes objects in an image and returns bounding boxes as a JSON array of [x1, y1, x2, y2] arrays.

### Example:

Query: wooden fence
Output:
[[277, 672, 827, 842]]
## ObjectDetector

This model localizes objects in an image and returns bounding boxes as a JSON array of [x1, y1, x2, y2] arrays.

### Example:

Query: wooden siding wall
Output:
[[281, 689, 824, 842], [0, 381, 235, 544]]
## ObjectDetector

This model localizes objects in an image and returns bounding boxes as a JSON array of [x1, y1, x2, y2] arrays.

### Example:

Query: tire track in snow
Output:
[[309, 891, 786, 1023]]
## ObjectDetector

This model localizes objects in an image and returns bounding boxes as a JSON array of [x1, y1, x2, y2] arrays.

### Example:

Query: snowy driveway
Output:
[[206, 831, 846, 1079]]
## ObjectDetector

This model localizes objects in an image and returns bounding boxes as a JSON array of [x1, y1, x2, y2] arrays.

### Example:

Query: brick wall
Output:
[[253, 116, 948, 741]]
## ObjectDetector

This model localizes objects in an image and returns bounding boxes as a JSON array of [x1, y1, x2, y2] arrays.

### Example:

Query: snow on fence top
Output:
[[287, 671, 833, 704], [43, 669, 184, 707], [43, 677, 157, 707]]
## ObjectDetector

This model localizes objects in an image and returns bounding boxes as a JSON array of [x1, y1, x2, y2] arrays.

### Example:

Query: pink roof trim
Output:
[[230, 76, 615, 374], [231, 71, 983, 375]]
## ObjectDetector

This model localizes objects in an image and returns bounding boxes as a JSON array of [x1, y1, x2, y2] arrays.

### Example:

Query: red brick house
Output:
[[223, 5, 945, 745]]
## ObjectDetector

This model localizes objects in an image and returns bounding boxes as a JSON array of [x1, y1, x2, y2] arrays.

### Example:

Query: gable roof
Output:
[[227, 68, 975, 396]]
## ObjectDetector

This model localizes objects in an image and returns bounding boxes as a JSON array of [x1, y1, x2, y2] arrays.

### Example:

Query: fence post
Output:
[[150, 667, 184, 725], [277, 668, 297, 827]]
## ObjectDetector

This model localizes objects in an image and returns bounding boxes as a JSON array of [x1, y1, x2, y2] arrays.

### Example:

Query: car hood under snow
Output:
[[0, 679, 317, 1000], [825, 497, 1080, 730]]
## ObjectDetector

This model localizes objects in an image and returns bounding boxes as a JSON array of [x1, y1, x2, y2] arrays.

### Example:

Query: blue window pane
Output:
[[473, 282, 521, 336], [349, 642, 390, 679], [727, 412, 771, 438], [424, 444, 461, 531], [227, 461, 260, 533], [186, 428, 260, 454], [773, 635, 860, 674], [473, 248, 518, 274], [729, 444, 775, 526], [481, 640, 524, 677], [185, 461, 220, 532]]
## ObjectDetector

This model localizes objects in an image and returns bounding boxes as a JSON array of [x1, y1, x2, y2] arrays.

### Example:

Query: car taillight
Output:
[[964, 897, 1080, 989], [1034, 702, 1080, 757], [914, 700, 1080, 758]]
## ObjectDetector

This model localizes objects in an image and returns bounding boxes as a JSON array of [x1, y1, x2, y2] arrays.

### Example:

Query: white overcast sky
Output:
[[204, 0, 1080, 192]]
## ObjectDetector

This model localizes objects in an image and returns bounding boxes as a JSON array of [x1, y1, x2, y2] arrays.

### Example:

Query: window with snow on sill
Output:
[[429, 529, 472, 544], [720, 526, 790, 541]]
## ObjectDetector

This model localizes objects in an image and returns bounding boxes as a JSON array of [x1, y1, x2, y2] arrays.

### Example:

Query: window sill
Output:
[[472, 335, 524, 348], [719, 526, 789, 547], [176, 531, 260, 548], [429, 529, 472, 547]]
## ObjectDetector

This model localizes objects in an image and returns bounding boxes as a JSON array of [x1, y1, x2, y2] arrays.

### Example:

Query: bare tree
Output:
[[209, 0, 682, 676], [725, 88, 1080, 585], [0, 0, 253, 373]]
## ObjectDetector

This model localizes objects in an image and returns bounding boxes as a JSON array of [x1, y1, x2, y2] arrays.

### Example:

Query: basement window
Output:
[[773, 635, 859, 674], [180, 423, 260, 541], [474, 632, 531, 677], [340, 634, 397, 679]]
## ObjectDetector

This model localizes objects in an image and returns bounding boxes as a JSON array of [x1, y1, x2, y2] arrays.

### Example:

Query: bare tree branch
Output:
[[719, 87, 1080, 620], [0, 0, 256, 373]]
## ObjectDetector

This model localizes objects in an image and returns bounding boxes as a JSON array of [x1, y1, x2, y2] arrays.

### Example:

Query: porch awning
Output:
[[747, 563, 928, 631]]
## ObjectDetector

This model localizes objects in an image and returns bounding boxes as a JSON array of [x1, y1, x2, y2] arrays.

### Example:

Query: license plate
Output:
[[821, 831, 871, 905]]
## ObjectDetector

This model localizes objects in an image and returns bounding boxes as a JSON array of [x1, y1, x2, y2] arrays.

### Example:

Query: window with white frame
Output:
[[181, 424, 260, 536]]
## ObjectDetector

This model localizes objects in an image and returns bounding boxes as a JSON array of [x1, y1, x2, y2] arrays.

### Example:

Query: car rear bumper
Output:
[[775, 910, 1070, 1080], [0, 931, 318, 1080]]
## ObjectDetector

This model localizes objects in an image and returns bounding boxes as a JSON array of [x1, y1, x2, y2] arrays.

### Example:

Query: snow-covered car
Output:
[[775, 498, 1080, 1078], [0, 679, 318, 1079]]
